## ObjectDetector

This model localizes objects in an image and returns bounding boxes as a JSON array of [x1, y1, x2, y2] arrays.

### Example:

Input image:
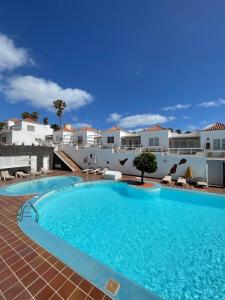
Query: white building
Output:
[[0, 118, 53, 146], [200, 123, 225, 150], [101, 127, 132, 148], [139, 125, 171, 148], [53, 124, 75, 145], [73, 127, 101, 146]]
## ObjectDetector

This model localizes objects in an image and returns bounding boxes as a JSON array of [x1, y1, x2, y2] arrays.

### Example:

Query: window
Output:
[[2, 136, 6, 143], [149, 137, 159, 146], [107, 136, 114, 143], [213, 139, 220, 150], [27, 125, 35, 132], [222, 139, 225, 150]]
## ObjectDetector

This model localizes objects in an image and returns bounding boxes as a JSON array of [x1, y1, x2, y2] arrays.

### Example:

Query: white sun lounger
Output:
[[96, 168, 108, 175], [81, 168, 93, 173], [15, 171, 30, 178], [41, 168, 52, 175], [1, 171, 15, 181], [103, 170, 122, 180], [177, 177, 187, 186], [196, 181, 208, 188], [89, 168, 101, 174], [162, 175, 172, 184]]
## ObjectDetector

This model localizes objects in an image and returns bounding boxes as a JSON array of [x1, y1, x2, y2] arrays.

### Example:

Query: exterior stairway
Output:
[[55, 151, 81, 172]]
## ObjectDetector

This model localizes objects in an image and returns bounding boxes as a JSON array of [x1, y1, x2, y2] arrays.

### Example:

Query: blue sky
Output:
[[0, 0, 225, 131]]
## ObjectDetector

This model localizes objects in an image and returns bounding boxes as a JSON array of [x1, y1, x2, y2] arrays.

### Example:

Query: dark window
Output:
[[107, 136, 114, 143]]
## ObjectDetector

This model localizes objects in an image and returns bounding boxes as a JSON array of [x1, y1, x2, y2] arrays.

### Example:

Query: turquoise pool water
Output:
[[35, 182, 225, 299], [0, 176, 81, 195]]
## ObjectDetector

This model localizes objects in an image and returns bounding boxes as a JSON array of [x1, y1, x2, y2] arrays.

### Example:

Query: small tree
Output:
[[43, 117, 49, 125], [30, 112, 39, 121], [21, 112, 30, 119], [51, 123, 60, 131], [133, 152, 157, 184]]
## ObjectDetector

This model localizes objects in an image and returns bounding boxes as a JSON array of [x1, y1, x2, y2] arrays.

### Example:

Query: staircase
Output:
[[55, 151, 81, 172]]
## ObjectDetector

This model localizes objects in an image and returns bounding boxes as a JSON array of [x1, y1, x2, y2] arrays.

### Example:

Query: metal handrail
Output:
[[17, 201, 39, 223]]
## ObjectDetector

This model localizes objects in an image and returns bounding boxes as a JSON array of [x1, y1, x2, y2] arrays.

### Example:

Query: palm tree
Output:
[[133, 152, 157, 184], [30, 112, 39, 121], [21, 112, 30, 119], [53, 99, 66, 128]]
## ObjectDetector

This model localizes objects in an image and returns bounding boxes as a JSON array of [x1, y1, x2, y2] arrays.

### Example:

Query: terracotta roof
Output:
[[203, 122, 225, 131], [15, 118, 41, 124], [103, 126, 123, 132], [60, 127, 75, 132], [144, 125, 167, 131], [79, 127, 97, 132]]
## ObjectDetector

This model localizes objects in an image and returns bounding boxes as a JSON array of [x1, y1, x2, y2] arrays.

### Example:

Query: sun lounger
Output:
[[196, 180, 208, 188], [177, 177, 187, 186], [89, 168, 101, 174], [103, 170, 122, 180], [81, 168, 93, 173], [96, 168, 108, 175], [15, 171, 30, 178], [1, 171, 15, 181], [162, 175, 172, 184], [31, 171, 42, 176], [41, 168, 52, 175]]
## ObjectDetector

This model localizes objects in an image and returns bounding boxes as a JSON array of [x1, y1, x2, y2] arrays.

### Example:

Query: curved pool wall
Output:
[[18, 181, 225, 300], [19, 182, 161, 300], [0, 175, 82, 196]]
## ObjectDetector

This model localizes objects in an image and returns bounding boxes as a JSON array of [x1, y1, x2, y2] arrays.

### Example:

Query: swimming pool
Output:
[[27, 182, 225, 299], [0, 175, 82, 195]]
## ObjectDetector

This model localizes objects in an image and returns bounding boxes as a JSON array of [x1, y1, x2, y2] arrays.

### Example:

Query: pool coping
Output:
[[18, 181, 162, 300], [0, 175, 83, 196]]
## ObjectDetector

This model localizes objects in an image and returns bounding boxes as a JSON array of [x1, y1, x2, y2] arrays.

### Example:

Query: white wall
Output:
[[101, 130, 130, 147], [200, 130, 225, 150], [0, 120, 53, 145], [53, 131, 74, 144], [73, 130, 100, 145], [63, 145, 207, 180], [140, 130, 170, 148]]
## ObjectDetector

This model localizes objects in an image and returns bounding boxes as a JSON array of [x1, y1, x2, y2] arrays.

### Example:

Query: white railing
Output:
[[205, 150, 225, 158], [166, 148, 205, 155]]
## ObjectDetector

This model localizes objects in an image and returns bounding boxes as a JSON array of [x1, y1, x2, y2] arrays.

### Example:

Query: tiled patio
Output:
[[0, 170, 225, 300], [0, 172, 112, 300]]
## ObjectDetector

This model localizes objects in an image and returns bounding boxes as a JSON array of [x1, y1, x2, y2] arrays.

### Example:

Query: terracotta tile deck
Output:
[[0, 170, 225, 300], [0, 171, 112, 300]]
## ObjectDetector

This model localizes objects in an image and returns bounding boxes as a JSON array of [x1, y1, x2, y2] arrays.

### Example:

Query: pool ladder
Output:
[[17, 201, 39, 223]]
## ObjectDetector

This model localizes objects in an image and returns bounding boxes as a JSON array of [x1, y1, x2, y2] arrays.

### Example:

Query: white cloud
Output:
[[0, 33, 33, 71], [107, 113, 122, 123], [182, 115, 189, 120], [2, 75, 93, 111], [74, 122, 92, 128], [116, 113, 174, 129], [198, 98, 225, 107], [162, 103, 191, 111]]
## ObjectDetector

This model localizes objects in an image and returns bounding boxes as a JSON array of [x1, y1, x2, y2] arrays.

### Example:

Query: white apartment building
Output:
[[53, 124, 75, 145], [101, 127, 132, 148], [0, 118, 53, 146], [73, 127, 101, 146]]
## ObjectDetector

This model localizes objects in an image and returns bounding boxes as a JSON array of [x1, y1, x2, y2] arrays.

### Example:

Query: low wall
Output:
[[63, 145, 207, 180]]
